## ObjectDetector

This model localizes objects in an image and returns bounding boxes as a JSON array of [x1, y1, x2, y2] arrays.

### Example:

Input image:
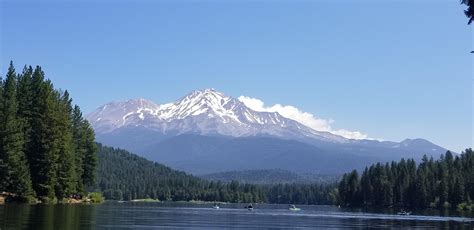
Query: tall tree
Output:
[[17, 66, 34, 161], [81, 121, 97, 188], [0, 62, 34, 200], [28, 67, 58, 199], [54, 91, 77, 198], [0, 67, 4, 192], [0, 62, 99, 202]]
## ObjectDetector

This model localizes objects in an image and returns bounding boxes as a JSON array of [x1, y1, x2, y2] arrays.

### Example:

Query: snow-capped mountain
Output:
[[86, 89, 449, 174], [87, 88, 347, 143]]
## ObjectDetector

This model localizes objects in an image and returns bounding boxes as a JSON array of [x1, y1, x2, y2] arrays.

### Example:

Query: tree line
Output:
[[0, 62, 97, 202], [3, 62, 470, 209], [97, 144, 336, 205], [202, 169, 339, 185], [97, 144, 266, 203], [338, 149, 473, 210]]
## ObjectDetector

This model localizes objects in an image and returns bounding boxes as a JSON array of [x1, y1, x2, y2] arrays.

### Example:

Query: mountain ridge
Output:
[[87, 88, 348, 143], [86, 89, 450, 174]]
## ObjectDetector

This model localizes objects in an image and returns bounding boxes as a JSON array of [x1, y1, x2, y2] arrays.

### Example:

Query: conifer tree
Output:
[[0, 62, 99, 202], [81, 122, 97, 188], [54, 91, 77, 198], [0, 62, 34, 200], [0, 68, 5, 192], [29, 68, 58, 199]]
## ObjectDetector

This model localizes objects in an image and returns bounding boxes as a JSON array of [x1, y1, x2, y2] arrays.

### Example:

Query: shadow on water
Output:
[[1, 203, 97, 230], [1, 202, 473, 229]]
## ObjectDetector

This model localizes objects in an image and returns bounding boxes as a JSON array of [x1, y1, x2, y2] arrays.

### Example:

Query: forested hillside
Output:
[[201, 169, 339, 185], [338, 149, 474, 210], [97, 144, 266, 202], [0, 62, 97, 202], [96, 144, 336, 205]]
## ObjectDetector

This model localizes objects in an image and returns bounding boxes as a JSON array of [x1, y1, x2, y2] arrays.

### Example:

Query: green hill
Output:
[[201, 169, 340, 185], [96, 144, 336, 205], [96, 143, 266, 202]]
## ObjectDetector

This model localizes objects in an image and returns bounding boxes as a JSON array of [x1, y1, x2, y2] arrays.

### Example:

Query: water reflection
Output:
[[1, 203, 97, 230], [1, 202, 473, 229]]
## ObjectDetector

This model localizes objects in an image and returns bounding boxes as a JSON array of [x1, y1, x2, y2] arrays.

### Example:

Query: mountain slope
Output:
[[87, 89, 449, 175], [96, 143, 337, 205], [87, 89, 347, 143], [96, 143, 264, 201], [137, 134, 447, 174]]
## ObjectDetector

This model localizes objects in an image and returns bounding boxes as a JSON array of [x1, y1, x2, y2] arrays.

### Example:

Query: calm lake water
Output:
[[1, 202, 473, 229]]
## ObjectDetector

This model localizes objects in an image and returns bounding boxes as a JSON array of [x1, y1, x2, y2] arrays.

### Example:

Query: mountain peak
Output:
[[180, 88, 229, 106], [194, 88, 218, 94], [86, 89, 350, 143]]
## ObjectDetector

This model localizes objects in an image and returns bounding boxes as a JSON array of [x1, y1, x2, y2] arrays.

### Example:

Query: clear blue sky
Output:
[[0, 0, 472, 152]]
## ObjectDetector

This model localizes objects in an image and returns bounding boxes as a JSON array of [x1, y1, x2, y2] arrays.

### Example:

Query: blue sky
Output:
[[0, 0, 472, 152]]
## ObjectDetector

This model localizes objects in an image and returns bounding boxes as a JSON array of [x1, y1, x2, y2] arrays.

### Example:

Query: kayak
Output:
[[289, 207, 301, 211]]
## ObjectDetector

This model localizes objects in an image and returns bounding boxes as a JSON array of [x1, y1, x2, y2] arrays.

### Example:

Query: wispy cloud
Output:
[[238, 96, 369, 140]]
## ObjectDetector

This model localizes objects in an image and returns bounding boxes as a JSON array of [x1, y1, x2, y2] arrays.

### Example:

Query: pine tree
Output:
[[81, 121, 97, 188], [0, 66, 5, 191], [71, 105, 87, 194], [54, 91, 77, 198], [450, 174, 465, 207], [436, 160, 449, 207], [415, 169, 428, 208], [0, 62, 100, 202], [438, 173, 449, 207], [0, 62, 34, 200], [17, 66, 34, 166], [28, 68, 57, 199]]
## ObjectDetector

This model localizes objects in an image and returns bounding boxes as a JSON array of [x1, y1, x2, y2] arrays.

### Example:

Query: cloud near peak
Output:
[[238, 96, 369, 140]]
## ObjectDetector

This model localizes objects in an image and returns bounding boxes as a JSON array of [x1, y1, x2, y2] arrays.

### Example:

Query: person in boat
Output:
[[246, 204, 253, 209], [397, 210, 411, 215]]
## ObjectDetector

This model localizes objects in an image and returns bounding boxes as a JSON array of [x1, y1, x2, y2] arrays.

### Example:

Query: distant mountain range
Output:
[[86, 89, 449, 174]]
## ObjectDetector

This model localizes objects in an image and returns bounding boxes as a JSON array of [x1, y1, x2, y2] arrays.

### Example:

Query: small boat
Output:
[[397, 210, 411, 216], [246, 204, 254, 211], [212, 203, 220, 209], [289, 205, 301, 211]]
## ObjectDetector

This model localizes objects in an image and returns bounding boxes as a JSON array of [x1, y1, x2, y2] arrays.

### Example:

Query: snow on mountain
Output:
[[86, 89, 450, 174], [86, 88, 348, 143]]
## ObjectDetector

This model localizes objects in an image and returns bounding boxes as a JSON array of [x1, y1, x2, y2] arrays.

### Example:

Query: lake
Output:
[[1, 202, 473, 229]]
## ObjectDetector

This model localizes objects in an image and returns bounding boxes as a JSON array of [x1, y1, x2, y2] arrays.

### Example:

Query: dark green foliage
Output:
[[265, 183, 336, 205], [96, 144, 336, 204], [338, 149, 474, 209], [96, 144, 265, 203], [338, 170, 361, 206], [0, 62, 97, 201], [0, 62, 34, 200], [81, 123, 97, 188], [201, 169, 339, 185], [0, 66, 4, 190]]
